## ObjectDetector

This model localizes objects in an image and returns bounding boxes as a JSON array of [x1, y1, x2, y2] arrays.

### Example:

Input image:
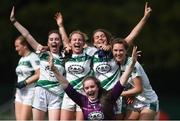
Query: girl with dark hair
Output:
[[89, 3, 152, 119], [112, 39, 159, 120], [49, 46, 140, 120]]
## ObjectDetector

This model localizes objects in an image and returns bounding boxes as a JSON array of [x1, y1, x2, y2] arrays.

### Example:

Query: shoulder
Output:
[[30, 52, 39, 58], [85, 46, 98, 56]]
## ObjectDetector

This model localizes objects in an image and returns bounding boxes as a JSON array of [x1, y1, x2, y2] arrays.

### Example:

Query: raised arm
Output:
[[49, 52, 69, 88], [119, 46, 141, 86], [54, 12, 71, 51], [124, 2, 152, 45], [10, 6, 41, 51]]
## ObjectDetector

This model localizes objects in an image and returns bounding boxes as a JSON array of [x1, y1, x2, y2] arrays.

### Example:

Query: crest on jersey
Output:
[[45, 66, 55, 77]]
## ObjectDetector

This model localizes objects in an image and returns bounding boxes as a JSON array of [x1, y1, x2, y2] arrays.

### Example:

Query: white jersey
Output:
[[36, 51, 65, 97], [85, 46, 98, 56], [92, 50, 121, 90], [65, 49, 93, 90], [16, 52, 40, 89], [121, 57, 158, 103]]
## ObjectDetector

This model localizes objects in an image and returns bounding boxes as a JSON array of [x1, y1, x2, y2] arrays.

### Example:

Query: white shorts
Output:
[[61, 93, 82, 112], [15, 87, 34, 106], [127, 99, 159, 112], [32, 86, 63, 112]]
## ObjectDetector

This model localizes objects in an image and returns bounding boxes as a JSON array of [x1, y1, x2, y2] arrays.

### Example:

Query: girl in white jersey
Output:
[[90, 3, 152, 89], [10, 7, 66, 120], [91, 2, 152, 119], [55, 13, 94, 120], [14, 36, 40, 120], [112, 38, 159, 120]]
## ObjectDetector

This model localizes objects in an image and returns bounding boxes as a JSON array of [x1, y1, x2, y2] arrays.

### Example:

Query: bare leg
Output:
[[33, 108, 46, 120], [49, 109, 61, 120], [15, 102, 22, 120], [124, 110, 140, 120], [60, 109, 75, 120], [20, 104, 32, 120], [76, 111, 84, 120], [139, 108, 157, 120]]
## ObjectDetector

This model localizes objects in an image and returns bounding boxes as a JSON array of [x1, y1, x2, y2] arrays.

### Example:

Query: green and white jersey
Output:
[[65, 50, 93, 90], [121, 57, 158, 103], [16, 52, 40, 89], [92, 50, 121, 90], [36, 51, 65, 97]]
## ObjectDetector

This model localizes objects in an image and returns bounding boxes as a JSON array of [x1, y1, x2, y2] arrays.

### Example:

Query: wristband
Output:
[[16, 80, 27, 89]]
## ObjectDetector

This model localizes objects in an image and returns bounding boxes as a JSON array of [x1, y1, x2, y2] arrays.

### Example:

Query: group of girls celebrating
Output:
[[11, 2, 159, 120]]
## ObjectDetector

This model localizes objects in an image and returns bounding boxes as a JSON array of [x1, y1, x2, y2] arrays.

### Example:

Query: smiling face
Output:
[[69, 32, 85, 54], [112, 43, 127, 64], [48, 32, 62, 54], [93, 31, 108, 48], [83, 78, 99, 101]]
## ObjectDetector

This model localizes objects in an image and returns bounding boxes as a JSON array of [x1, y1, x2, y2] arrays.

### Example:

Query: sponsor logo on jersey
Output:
[[68, 65, 84, 74], [88, 111, 104, 120], [96, 64, 111, 74]]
